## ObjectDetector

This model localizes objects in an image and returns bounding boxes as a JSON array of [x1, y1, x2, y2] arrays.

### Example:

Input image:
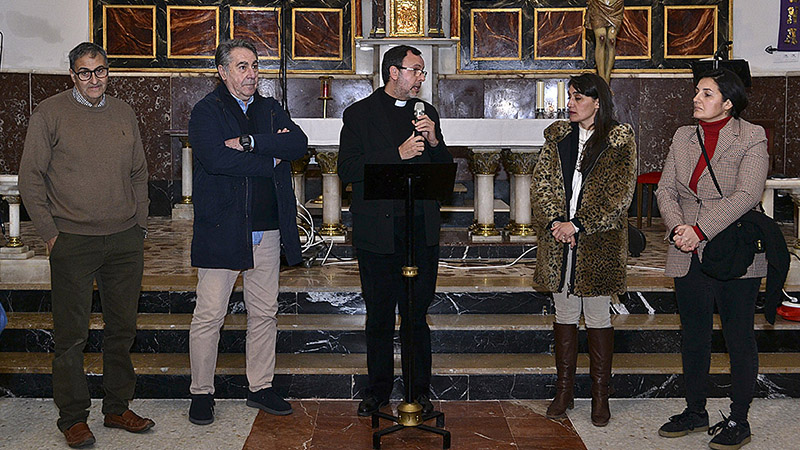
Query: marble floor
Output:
[[1, 397, 797, 449], [6, 217, 716, 292]]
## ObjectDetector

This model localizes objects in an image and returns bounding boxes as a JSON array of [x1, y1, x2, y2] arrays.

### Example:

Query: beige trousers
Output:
[[189, 230, 281, 395], [552, 247, 612, 328]]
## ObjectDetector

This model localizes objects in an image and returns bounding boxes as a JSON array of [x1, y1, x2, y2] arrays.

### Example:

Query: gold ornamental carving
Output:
[[316, 151, 339, 174], [291, 152, 311, 175], [504, 151, 538, 175], [389, 0, 424, 36], [469, 150, 501, 175]]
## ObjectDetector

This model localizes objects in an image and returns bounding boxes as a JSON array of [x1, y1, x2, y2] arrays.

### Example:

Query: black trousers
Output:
[[674, 254, 760, 422], [356, 216, 438, 401]]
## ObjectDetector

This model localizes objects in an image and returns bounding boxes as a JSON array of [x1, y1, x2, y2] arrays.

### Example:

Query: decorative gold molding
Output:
[[316, 151, 339, 174], [616, 6, 652, 60], [292, 8, 344, 61], [230, 7, 281, 61], [469, 151, 501, 175], [534, 7, 586, 61], [664, 5, 718, 59], [503, 152, 537, 175], [389, 0, 425, 37], [166, 6, 219, 60], [470, 8, 522, 61], [103, 5, 156, 59], [291, 153, 311, 175]]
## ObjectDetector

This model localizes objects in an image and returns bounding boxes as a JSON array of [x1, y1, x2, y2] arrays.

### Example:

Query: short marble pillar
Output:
[[172, 136, 194, 220], [1, 195, 34, 259], [291, 153, 312, 240], [315, 147, 346, 242], [469, 148, 502, 242], [505, 148, 538, 242], [501, 150, 515, 232]]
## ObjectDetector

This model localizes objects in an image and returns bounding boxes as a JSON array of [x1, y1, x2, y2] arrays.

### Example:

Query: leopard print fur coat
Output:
[[531, 120, 637, 297]]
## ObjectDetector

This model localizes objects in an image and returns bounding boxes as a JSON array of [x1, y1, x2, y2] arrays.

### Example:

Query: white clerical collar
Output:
[[394, 99, 407, 107]]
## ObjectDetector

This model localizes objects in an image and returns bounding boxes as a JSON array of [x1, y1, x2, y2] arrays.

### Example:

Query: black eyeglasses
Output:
[[72, 66, 109, 81], [396, 66, 427, 77]]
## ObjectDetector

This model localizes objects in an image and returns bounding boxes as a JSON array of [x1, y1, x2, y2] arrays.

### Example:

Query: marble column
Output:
[[370, 0, 386, 37], [428, 0, 444, 37], [501, 149, 515, 232], [505, 148, 538, 242], [1, 195, 34, 259], [172, 136, 194, 220], [315, 147, 347, 241], [469, 148, 502, 242], [291, 153, 312, 240]]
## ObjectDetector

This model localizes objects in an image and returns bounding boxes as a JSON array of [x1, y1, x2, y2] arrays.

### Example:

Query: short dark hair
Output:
[[68, 42, 108, 71], [215, 39, 259, 68], [697, 68, 748, 118], [381, 45, 422, 84]]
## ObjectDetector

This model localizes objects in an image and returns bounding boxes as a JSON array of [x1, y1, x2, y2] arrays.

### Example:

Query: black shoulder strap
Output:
[[696, 127, 723, 197]]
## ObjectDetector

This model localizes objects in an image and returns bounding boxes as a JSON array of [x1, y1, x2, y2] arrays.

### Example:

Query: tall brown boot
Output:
[[587, 327, 614, 427], [546, 323, 578, 419]]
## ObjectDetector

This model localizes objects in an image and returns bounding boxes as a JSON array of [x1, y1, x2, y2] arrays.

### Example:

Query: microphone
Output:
[[414, 102, 425, 136]]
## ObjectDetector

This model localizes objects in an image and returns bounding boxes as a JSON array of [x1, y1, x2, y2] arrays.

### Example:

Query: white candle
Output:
[[536, 80, 545, 110], [557, 81, 565, 109]]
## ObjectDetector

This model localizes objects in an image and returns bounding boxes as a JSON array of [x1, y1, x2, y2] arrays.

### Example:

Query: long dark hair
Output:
[[569, 73, 615, 174]]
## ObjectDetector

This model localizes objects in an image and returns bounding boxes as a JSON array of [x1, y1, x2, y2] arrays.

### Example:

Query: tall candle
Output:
[[536, 80, 544, 110], [557, 81, 565, 109]]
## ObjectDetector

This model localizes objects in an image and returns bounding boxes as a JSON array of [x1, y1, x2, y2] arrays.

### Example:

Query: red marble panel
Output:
[[168, 7, 218, 58], [665, 6, 715, 58], [637, 77, 695, 174], [30, 74, 71, 111], [743, 77, 787, 176], [232, 8, 280, 59], [617, 7, 649, 58], [782, 76, 800, 176], [0, 74, 30, 173], [293, 9, 342, 59], [536, 9, 584, 59], [105, 6, 155, 57], [471, 10, 521, 60]]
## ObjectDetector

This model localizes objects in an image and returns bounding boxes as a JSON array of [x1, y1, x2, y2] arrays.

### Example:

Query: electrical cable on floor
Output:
[[438, 246, 536, 270], [627, 264, 664, 271]]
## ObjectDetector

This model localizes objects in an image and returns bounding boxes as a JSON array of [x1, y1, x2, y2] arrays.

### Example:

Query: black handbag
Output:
[[695, 127, 765, 280]]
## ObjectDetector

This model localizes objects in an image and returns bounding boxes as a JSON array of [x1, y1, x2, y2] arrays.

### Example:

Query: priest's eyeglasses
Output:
[[396, 66, 427, 78], [73, 66, 109, 81]]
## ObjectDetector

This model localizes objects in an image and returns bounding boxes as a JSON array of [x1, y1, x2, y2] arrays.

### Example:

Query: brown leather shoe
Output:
[[103, 409, 155, 433], [63, 422, 95, 448]]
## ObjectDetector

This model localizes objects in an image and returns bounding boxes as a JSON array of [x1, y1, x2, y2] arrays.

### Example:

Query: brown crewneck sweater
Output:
[[19, 90, 149, 241]]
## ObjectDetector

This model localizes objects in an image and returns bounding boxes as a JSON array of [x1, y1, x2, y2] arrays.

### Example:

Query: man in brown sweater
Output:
[[19, 42, 154, 449]]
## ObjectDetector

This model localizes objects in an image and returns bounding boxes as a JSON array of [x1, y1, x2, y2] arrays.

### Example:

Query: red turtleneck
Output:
[[687, 115, 732, 241]]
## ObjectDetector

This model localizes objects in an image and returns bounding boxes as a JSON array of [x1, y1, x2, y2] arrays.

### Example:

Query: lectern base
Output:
[[371, 404, 450, 449]]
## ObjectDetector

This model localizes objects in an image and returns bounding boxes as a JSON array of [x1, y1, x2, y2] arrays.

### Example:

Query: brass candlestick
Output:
[[319, 76, 333, 118]]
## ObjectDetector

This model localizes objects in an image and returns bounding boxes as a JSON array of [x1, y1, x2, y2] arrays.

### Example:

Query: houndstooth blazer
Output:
[[656, 118, 769, 279]]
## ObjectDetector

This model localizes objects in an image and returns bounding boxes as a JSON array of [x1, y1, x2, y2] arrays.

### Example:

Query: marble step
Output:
[[3, 313, 799, 354], [6, 289, 783, 315], [1, 352, 799, 400]]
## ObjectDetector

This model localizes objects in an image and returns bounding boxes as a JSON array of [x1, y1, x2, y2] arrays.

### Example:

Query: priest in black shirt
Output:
[[338, 45, 453, 416]]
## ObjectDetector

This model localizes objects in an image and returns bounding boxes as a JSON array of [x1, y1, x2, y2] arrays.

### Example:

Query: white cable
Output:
[[627, 264, 664, 272], [320, 238, 335, 266], [438, 246, 536, 270]]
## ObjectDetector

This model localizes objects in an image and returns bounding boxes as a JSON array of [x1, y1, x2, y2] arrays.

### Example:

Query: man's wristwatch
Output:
[[239, 134, 253, 152]]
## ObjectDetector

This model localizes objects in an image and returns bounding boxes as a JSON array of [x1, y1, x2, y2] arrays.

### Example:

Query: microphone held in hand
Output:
[[414, 101, 425, 136]]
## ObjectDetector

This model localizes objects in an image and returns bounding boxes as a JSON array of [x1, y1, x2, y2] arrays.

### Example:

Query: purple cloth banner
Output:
[[779, 0, 800, 51]]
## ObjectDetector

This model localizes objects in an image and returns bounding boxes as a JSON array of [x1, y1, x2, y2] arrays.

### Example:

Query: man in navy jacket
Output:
[[186, 39, 307, 425]]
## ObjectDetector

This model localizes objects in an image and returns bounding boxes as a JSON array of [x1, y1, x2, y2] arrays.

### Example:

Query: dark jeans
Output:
[[356, 216, 438, 401], [50, 226, 144, 431], [675, 254, 760, 423]]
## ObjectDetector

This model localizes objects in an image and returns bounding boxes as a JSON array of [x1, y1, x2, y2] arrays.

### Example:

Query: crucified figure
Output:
[[585, 0, 624, 84]]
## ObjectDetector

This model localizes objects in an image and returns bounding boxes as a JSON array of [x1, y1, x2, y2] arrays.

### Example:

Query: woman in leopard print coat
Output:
[[531, 73, 637, 427]]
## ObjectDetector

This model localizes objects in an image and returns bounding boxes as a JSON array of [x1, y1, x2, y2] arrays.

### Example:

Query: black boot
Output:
[[546, 323, 578, 419]]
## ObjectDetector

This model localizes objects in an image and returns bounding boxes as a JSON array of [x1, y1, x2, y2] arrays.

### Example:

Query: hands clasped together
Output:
[[672, 224, 701, 253], [551, 221, 577, 248]]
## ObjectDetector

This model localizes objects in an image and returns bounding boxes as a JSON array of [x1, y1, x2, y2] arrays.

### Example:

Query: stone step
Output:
[[3, 313, 798, 354], [3, 352, 798, 400], [6, 312, 799, 331], [3, 351, 799, 376]]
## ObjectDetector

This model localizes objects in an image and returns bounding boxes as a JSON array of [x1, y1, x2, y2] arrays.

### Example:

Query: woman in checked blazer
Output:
[[655, 68, 768, 450]]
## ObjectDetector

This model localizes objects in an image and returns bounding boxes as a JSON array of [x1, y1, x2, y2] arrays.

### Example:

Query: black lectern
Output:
[[364, 162, 456, 450]]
